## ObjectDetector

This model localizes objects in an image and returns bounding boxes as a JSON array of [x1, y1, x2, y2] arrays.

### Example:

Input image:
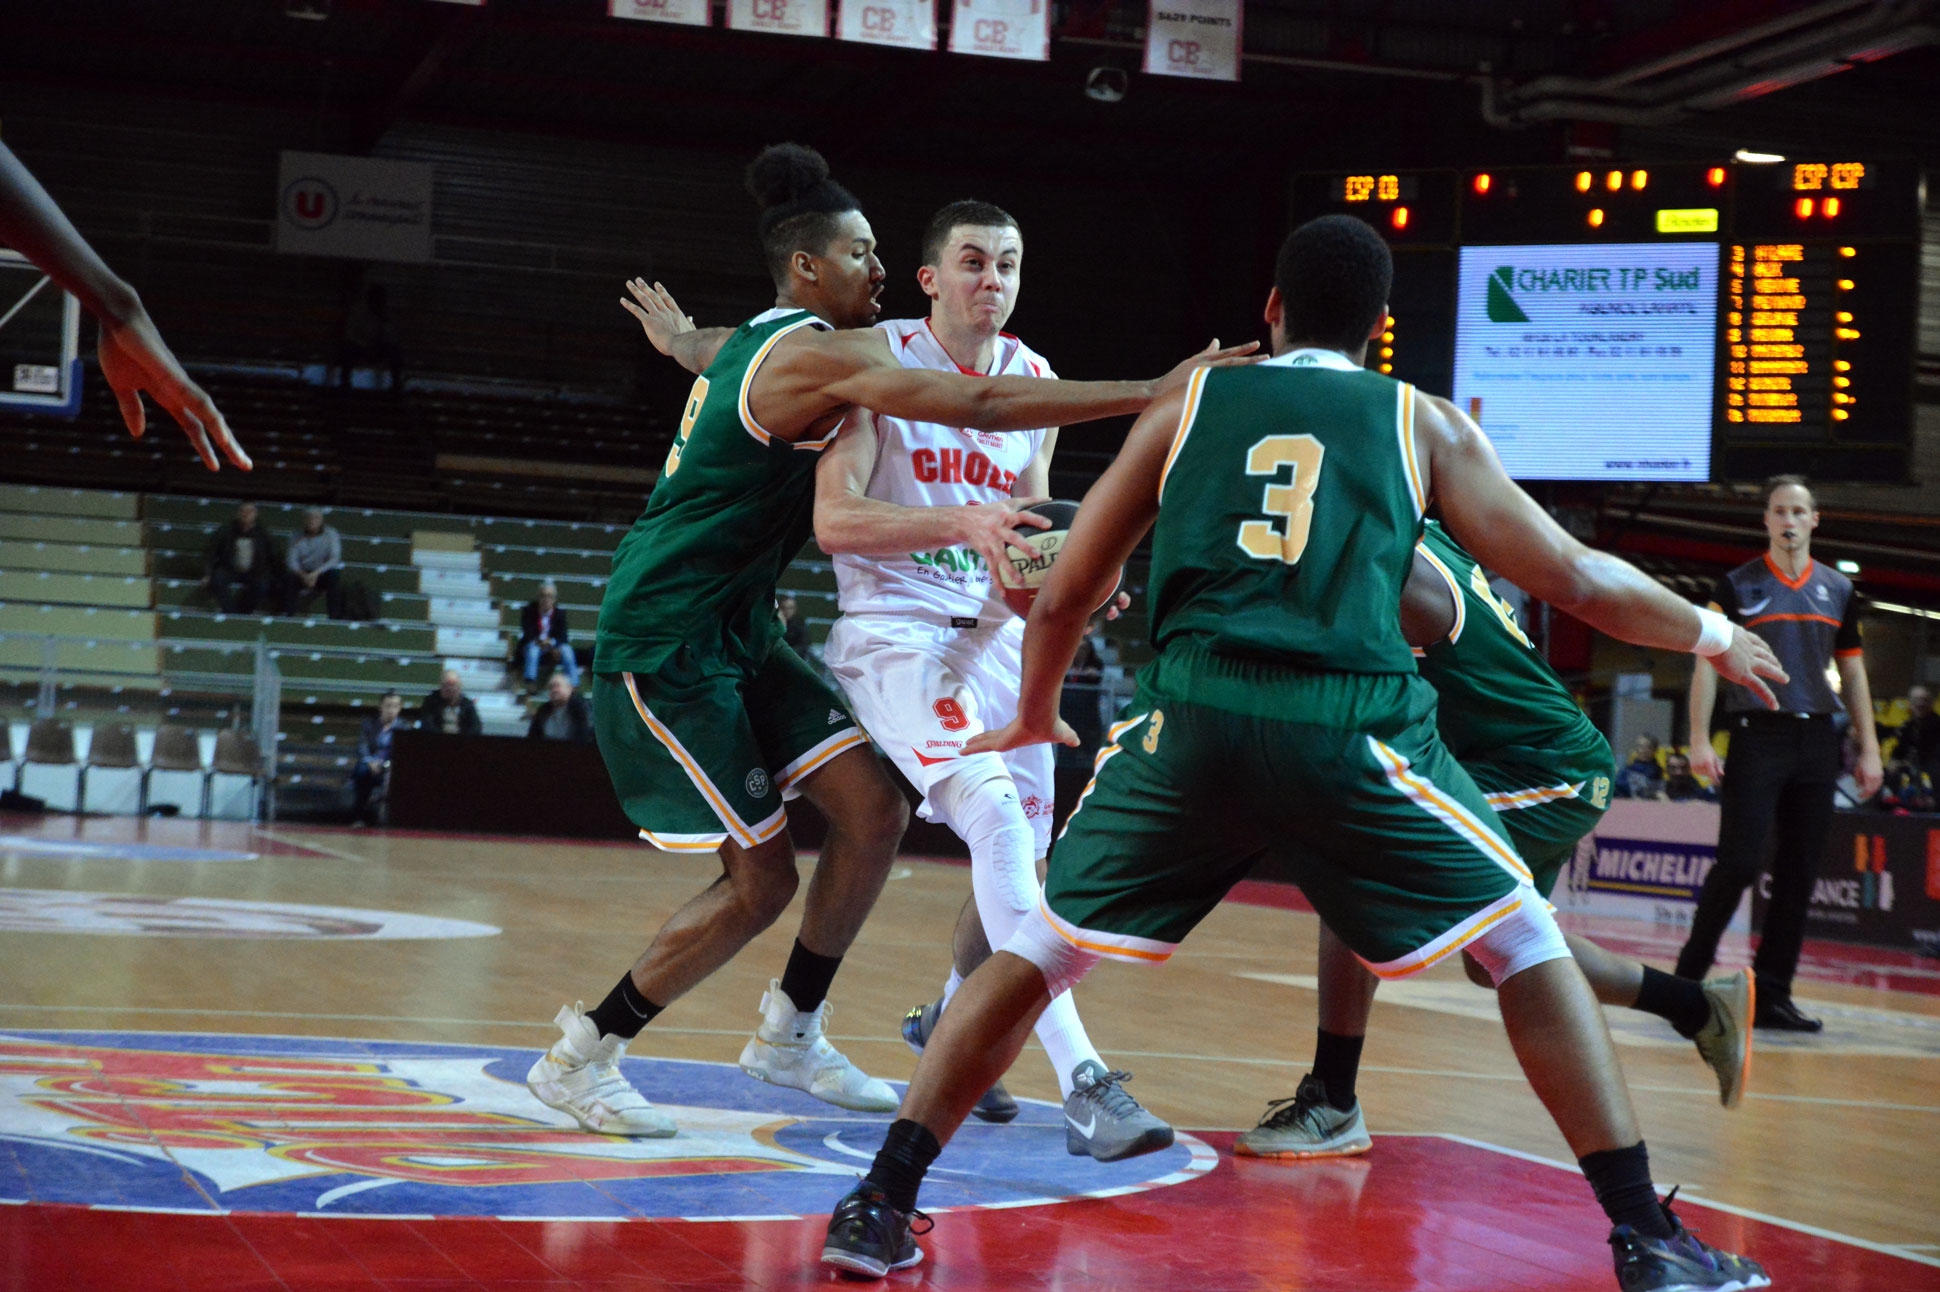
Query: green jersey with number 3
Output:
[[1147, 350, 1425, 674], [1414, 519, 1607, 765], [599, 308, 834, 674]]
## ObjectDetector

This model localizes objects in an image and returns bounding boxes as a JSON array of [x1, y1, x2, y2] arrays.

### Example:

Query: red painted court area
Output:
[[5, 1134, 1936, 1292]]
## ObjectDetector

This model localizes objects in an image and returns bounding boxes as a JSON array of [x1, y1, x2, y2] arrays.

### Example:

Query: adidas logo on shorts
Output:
[[828, 710, 845, 725]]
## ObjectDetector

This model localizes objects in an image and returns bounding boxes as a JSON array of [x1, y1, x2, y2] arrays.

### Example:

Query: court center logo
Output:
[[0, 1033, 1212, 1218], [0, 889, 499, 939]]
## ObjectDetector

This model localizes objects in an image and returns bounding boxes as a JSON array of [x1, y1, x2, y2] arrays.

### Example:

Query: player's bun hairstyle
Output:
[[920, 199, 1020, 268], [746, 143, 864, 287], [1274, 214, 1393, 353]]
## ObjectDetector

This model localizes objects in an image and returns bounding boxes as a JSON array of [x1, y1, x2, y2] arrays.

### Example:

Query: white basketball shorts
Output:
[[823, 613, 1056, 858]]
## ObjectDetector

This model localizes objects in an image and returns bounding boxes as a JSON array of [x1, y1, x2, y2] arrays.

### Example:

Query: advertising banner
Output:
[[1567, 799, 1749, 933], [838, 0, 935, 48], [1755, 814, 1940, 955], [948, 0, 1048, 60], [610, 0, 711, 24], [727, 0, 829, 37], [276, 152, 433, 264], [1143, 0, 1240, 81]]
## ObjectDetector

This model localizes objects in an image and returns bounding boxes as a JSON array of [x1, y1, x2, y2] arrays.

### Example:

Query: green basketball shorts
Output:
[[591, 642, 865, 853], [1043, 647, 1538, 978], [1461, 742, 1614, 895]]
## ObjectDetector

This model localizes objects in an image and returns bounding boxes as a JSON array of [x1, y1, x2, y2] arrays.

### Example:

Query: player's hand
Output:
[[964, 714, 1081, 754], [1855, 745, 1884, 800], [1709, 627, 1788, 711], [98, 309, 250, 472], [959, 497, 1051, 580], [1688, 742, 1724, 783], [1149, 338, 1262, 399], [620, 278, 694, 356], [1103, 590, 1131, 622]]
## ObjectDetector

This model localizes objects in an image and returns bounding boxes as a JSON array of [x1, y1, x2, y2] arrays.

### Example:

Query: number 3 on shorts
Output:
[[1236, 434, 1325, 566]]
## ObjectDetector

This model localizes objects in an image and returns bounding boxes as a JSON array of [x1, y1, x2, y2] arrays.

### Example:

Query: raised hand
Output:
[[1150, 337, 1262, 399], [98, 309, 250, 472], [620, 278, 695, 356]]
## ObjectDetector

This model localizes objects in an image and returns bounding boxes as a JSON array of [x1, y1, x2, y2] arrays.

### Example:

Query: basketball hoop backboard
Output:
[[0, 247, 83, 417]]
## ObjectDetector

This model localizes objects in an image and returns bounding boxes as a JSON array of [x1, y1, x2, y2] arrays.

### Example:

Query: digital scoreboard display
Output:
[[1287, 161, 1922, 482]]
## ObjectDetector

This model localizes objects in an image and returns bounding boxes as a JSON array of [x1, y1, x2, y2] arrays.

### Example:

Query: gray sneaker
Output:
[[1063, 1060, 1174, 1162], [1234, 1074, 1372, 1159], [1693, 968, 1753, 1109]]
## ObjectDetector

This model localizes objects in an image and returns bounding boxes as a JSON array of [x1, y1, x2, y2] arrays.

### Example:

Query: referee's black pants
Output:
[[1675, 712, 1839, 993]]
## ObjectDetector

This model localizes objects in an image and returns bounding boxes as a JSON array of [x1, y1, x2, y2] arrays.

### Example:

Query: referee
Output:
[[1675, 475, 1883, 1030]]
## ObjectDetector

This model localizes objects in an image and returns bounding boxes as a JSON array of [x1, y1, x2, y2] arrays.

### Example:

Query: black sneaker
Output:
[[900, 999, 1019, 1124], [821, 1180, 931, 1278], [1611, 1195, 1771, 1291], [1753, 992, 1822, 1033]]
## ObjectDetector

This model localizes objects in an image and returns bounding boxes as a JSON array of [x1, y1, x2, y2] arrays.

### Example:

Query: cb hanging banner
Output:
[[948, 0, 1047, 60], [1143, 0, 1241, 81], [610, 0, 711, 25], [727, 0, 829, 37], [838, 0, 935, 50]]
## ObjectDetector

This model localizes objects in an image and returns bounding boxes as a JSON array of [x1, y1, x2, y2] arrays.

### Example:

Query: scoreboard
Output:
[[1288, 161, 1923, 483]]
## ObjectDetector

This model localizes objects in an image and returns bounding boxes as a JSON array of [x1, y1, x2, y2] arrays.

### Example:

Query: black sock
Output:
[[1580, 1142, 1672, 1239], [779, 939, 844, 1013], [1311, 1029, 1365, 1110], [865, 1119, 941, 1213], [1634, 966, 1711, 1039], [585, 973, 663, 1041]]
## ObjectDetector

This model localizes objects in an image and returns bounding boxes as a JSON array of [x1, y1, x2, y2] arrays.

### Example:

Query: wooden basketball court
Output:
[[2, 813, 1936, 1290]]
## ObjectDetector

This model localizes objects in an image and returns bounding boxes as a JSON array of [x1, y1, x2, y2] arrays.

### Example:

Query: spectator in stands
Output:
[[205, 502, 283, 615], [519, 583, 578, 689], [1886, 684, 1939, 776], [1614, 734, 1663, 799], [1659, 751, 1716, 803], [339, 283, 405, 393], [420, 669, 482, 736], [0, 140, 249, 472], [778, 595, 809, 654], [350, 690, 404, 826], [285, 508, 346, 619], [527, 672, 594, 744]]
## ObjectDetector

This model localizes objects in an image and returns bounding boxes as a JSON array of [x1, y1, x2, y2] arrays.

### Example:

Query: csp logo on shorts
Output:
[[746, 768, 771, 798], [0, 1032, 1213, 1219]]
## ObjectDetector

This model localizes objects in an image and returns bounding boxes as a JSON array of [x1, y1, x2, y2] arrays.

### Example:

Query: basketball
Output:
[[996, 500, 1123, 618]]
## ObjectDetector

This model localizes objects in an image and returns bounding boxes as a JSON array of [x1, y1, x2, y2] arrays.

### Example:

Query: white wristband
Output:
[[1692, 606, 1734, 657]]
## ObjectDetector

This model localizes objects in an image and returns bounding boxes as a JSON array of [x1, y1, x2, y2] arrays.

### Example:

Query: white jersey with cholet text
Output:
[[831, 318, 1054, 622]]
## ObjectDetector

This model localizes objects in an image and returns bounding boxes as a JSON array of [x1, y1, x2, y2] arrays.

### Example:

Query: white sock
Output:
[[941, 967, 964, 1013], [1033, 990, 1103, 1099]]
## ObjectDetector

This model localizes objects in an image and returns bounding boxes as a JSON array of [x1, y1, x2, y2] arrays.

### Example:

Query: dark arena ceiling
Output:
[[6, 0, 1940, 177]]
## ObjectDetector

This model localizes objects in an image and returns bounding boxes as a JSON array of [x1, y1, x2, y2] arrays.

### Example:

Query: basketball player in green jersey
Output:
[[1236, 519, 1754, 1162], [526, 143, 1252, 1138], [821, 215, 1782, 1291]]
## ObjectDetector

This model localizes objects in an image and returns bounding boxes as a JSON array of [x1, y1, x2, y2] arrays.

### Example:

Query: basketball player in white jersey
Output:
[[626, 201, 1173, 1162]]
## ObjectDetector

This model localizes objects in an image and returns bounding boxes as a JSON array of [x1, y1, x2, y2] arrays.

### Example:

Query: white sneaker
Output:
[[738, 979, 899, 1113], [526, 1002, 677, 1137]]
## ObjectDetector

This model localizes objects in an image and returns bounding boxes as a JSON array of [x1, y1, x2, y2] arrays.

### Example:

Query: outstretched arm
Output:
[[964, 388, 1182, 754], [813, 412, 1051, 570], [1419, 394, 1785, 707], [621, 278, 732, 373], [0, 142, 248, 471]]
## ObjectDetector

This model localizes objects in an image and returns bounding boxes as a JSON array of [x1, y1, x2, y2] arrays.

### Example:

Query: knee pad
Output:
[[1464, 895, 1571, 987], [1000, 905, 1101, 1000], [932, 767, 1039, 937]]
